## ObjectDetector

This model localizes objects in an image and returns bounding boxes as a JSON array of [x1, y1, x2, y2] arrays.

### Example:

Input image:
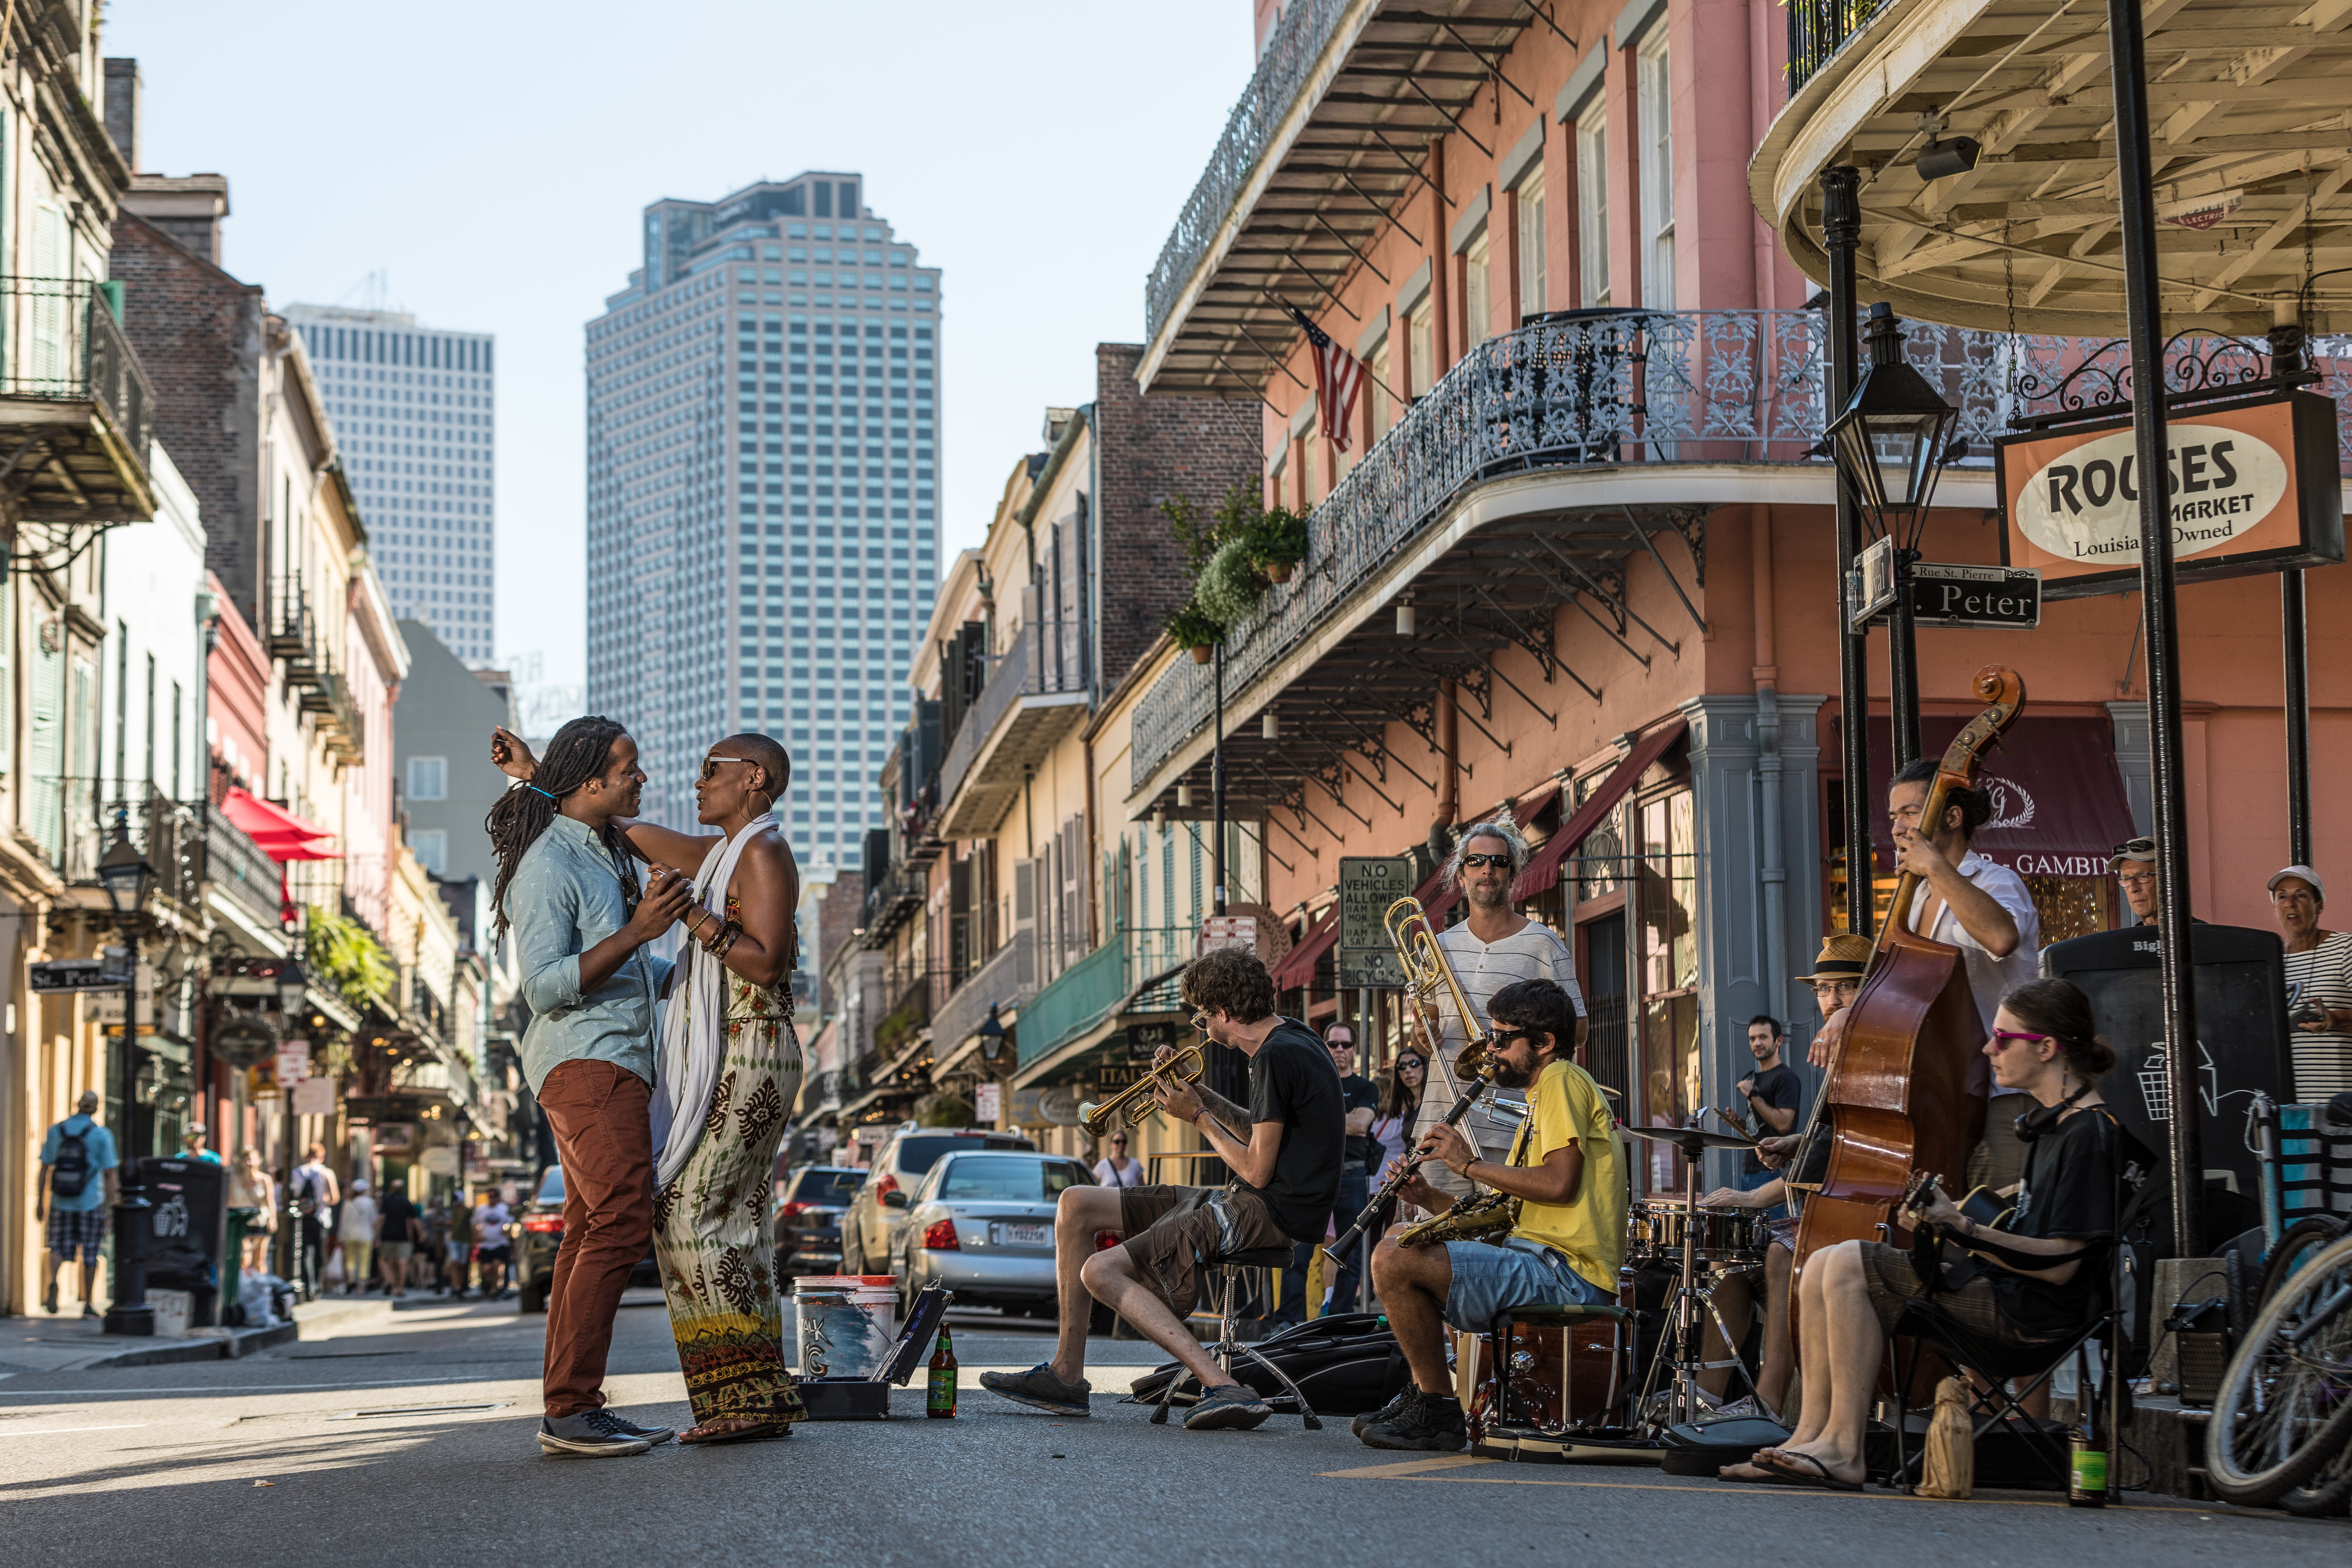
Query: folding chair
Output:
[[1886, 1301, 2107, 1492]]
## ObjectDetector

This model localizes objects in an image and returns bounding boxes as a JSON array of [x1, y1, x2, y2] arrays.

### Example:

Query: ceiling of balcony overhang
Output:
[[1142, 0, 1570, 397], [1751, 0, 2352, 337], [1146, 503, 1706, 841]]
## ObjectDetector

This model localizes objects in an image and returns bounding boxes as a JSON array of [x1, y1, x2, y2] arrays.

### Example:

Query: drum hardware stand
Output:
[[1625, 1124, 1761, 1435]]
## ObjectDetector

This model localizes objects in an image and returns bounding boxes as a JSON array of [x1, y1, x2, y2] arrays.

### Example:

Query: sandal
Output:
[[1756, 1451, 1864, 1492]]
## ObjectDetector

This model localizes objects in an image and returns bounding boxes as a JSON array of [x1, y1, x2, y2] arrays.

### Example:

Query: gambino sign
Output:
[[1996, 391, 2343, 598]]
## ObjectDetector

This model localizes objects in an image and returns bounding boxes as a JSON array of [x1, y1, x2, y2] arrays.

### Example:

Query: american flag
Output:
[[1282, 302, 1364, 453]]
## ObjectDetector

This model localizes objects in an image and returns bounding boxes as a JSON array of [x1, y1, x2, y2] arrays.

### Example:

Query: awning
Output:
[[1860, 716, 2137, 881], [221, 788, 338, 862], [1269, 906, 1337, 990], [1512, 719, 1689, 901]]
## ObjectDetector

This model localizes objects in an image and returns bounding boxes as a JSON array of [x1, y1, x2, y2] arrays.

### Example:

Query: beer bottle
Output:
[[925, 1323, 959, 1418]]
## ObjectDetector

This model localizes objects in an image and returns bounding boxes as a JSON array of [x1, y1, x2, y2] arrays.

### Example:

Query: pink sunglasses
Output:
[[1989, 1028, 2052, 1049]]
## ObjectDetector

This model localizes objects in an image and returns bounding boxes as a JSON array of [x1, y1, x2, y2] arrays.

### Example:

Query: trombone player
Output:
[[1358, 979, 1624, 1451], [978, 945, 1345, 1431]]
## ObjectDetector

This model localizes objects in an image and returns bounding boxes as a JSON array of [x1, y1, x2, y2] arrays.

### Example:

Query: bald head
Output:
[[77, 1089, 99, 1113], [719, 732, 792, 800]]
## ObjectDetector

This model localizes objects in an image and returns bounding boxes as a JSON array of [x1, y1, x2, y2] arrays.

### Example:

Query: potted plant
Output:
[[1247, 504, 1309, 583], [1196, 537, 1264, 629], [1162, 602, 1223, 662]]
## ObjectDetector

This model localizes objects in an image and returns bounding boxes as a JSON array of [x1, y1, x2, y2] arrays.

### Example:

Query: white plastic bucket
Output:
[[792, 1274, 897, 1378]]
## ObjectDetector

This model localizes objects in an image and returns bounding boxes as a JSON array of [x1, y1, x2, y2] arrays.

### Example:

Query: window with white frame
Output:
[[1463, 230, 1492, 349], [412, 830, 448, 876], [1576, 111, 1611, 308], [1408, 299, 1435, 396], [1517, 177, 1548, 319], [407, 755, 448, 801], [1369, 335, 1392, 436], [1637, 30, 1675, 310]]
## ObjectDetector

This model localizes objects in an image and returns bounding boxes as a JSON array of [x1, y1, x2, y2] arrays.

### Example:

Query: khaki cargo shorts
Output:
[[1116, 1182, 1292, 1319]]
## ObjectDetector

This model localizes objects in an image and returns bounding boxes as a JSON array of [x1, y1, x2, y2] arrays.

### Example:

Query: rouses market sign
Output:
[[1996, 391, 2343, 598]]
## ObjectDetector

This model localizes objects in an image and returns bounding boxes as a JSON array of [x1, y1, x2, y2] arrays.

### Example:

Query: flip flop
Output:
[[1757, 1451, 1864, 1492]]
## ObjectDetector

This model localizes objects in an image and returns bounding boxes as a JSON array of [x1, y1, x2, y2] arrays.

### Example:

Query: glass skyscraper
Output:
[[584, 173, 940, 865], [285, 305, 497, 664]]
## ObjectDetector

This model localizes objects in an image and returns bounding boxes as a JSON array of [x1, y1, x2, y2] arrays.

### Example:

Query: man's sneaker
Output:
[[1352, 1386, 1414, 1439], [43, 1282, 57, 1315], [977, 1363, 1091, 1416], [537, 1410, 655, 1457], [597, 1410, 676, 1445], [1358, 1388, 1467, 1451], [1182, 1382, 1273, 1432]]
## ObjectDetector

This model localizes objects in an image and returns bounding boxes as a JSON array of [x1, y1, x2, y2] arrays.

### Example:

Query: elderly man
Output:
[[1416, 819, 1588, 1203], [2274, 865, 2352, 1098]]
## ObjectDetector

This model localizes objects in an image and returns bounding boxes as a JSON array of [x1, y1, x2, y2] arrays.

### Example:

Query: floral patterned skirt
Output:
[[652, 993, 806, 1427]]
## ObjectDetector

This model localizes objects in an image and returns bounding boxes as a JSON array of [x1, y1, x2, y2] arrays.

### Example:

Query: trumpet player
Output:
[[978, 946, 1344, 1432], [1359, 980, 1625, 1451]]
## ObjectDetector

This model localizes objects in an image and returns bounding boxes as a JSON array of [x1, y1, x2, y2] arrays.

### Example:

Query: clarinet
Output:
[[1324, 1063, 1494, 1265]]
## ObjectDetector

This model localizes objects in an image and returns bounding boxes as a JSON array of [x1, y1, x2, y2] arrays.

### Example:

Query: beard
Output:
[[1491, 1054, 1539, 1089]]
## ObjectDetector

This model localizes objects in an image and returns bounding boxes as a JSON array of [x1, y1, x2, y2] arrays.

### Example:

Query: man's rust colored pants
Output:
[[536, 1059, 654, 1419]]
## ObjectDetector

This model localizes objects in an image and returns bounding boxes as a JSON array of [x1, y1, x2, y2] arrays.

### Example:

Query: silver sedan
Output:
[[887, 1151, 1096, 1318]]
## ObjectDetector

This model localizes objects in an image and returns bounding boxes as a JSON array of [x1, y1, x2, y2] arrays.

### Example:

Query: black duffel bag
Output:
[[1125, 1312, 1410, 1415]]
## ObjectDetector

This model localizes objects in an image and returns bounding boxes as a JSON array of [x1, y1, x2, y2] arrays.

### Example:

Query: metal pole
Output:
[[2284, 570, 2311, 866], [1212, 641, 1227, 916], [2106, 0, 2203, 1258], [1888, 550, 1921, 769], [1822, 166, 1874, 938], [103, 922, 154, 1335]]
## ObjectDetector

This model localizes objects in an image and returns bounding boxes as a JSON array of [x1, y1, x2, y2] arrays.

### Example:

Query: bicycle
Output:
[[2204, 1231, 2352, 1509]]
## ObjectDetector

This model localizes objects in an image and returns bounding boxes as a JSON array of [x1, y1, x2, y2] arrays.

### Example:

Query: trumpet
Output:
[[1079, 1044, 1206, 1137]]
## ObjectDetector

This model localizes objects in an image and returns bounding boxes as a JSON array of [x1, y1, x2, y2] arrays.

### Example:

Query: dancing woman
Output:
[[495, 726, 806, 1444]]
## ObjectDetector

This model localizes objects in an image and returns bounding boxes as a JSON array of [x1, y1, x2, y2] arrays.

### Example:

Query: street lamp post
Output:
[[1211, 640, 1226, 917], [1825, 302, 1964, 776], [96, 814, 159, 1336]]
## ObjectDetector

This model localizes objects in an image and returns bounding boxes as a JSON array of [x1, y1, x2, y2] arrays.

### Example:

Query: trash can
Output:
[[136, 1156, 228, 1328]]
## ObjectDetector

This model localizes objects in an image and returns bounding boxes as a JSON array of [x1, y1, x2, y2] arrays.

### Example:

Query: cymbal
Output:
[[1623, 1124, 1755, 1152]]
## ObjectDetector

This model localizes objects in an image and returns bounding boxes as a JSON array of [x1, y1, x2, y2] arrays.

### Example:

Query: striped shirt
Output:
[[2284, 932, 2352, 1099], [1410, 918, 1587, 1200]]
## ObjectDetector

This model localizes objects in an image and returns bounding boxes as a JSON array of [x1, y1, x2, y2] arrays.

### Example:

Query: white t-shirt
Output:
[[472, 1202, 512, 1246], [1091, 1157, 1144, 1188], [338, 1194, 379, 1243], [1413, 918, 1587, 1195], [1903, 850, 2042, 1097], [2284, 931, 2352, 1098]]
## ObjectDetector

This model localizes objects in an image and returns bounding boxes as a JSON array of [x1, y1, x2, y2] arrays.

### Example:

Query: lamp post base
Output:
[[102, 1303, 155, 1336]]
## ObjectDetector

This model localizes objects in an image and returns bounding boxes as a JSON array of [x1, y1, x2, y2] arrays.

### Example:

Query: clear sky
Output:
[[106, 0, 1253, 699]]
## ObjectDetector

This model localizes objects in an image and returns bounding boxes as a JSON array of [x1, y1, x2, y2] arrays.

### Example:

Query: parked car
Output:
[[886, 1150, 1096, 1315], [514, 1163, 661, 1314], [838, 1125, 1038, 1275], [774, 1164, 863, 1277]]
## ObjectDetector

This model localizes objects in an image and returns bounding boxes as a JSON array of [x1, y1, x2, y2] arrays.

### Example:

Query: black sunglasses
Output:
[[1461, 852, 1513, 869]]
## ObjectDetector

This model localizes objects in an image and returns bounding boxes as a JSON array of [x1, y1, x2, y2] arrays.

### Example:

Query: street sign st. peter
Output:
[[1907, 562, 2042, 630]]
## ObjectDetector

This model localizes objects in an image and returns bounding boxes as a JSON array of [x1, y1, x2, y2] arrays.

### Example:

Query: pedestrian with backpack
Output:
[[35, 1090, 119, 1316], [289, 1144, 340, 1300]]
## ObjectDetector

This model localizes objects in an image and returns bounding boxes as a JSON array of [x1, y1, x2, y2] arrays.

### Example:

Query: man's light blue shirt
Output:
[[40, 1114, 118, 1212], [508, 814, 672, 1095]]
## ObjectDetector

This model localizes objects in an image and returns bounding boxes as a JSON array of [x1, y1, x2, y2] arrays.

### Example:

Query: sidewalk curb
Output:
[[75, 1322, 297, 1370]]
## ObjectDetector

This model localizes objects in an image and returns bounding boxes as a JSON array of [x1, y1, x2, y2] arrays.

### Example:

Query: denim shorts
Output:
[[1442, 1236, 1610, 1330]]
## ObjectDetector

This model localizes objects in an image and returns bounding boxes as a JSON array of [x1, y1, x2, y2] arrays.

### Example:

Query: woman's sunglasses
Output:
[[1989, 1028, 2053, 1050], [700, 755, 755, 783]]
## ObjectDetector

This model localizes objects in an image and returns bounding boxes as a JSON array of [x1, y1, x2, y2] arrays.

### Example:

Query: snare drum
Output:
[[1626, 1200, 1758, 1266]]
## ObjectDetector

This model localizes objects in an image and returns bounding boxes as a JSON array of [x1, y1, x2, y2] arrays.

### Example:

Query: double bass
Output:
[[1788, 664, 2026, 1323]]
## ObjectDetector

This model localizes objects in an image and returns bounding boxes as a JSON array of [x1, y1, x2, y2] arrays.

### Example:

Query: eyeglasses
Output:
[[1811, 979, 1860, 999], [2117, 871, 2157, 888], [1191, 1008, 1213, 1033], [1460, 853, 1513, 870], [1989, 1028, 2052, 1050], [700, 755, 755, 782]]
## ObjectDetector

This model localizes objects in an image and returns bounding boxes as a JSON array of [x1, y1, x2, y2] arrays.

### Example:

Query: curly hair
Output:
[[1999, 977, 2119, 1078], [1486, 979, 1577, 1053], [1892, 756, 1993, 841], [1445, 815, 1531, 887], [487, 716, 639, 938], [1180, 944, 1276, 1024]]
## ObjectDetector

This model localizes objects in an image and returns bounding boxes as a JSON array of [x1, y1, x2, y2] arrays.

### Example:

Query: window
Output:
[[1637, 30, 1675, 310], [1368, 335, 1392, 438], [1636, 787, 1697, 1191], [412, 829, 448, 876], [407, 755, 448, 800], [1463, 231, 1491, 350], [1517, 177, 1547, 319], [1407, 299, 1435, 397], [1577, 111, 1611, 308]]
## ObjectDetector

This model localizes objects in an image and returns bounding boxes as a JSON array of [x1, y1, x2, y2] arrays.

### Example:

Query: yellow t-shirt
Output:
[[1507, 1058, 1626, 1291]]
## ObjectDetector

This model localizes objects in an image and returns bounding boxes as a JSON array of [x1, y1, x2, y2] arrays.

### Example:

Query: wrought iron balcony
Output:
[[1786, 0, 1896, 92], [935, 618, 1090, 839], [859, 855, 926, 949], [39, 783, 290, 934], [0, 276, 157, 521]]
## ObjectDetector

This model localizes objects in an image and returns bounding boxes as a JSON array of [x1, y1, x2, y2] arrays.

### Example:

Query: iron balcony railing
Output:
[[930, 933, 1034, 1062], [1144, 0, 1357, 346], [0, 275, 156, 463], [1129, 310, 2352, 787], [41, 783, 289, 933], [936, 617, 1090, 813], [860, 855, 926, 948], [1787, 0, 1899, 93], [1014, 925, 1198, 1070]]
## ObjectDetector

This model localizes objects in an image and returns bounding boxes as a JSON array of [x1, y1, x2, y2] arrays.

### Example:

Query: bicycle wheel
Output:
[[2280, 1431, 2352, 1518], [2263, 1215, 2348, 1307], [2206, 1233, 2352, 1506]]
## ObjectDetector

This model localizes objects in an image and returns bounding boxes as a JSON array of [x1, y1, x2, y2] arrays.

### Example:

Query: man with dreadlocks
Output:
[[489, 716, 693, 1457], [495, 724, 807, 1445]]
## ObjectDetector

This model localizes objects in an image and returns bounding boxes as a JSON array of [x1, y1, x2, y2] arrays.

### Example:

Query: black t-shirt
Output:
[[1989, 1105, 2119, 1337], [1243, 1019, 1346, 1242], [1338, 1072, 1380, 1165], [379, 1195, 418, 1244], [1740, 1063, 1805, 1174]]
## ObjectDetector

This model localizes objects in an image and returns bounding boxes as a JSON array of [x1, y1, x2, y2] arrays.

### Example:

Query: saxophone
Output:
[[1395, 1189, 1520, 1247]]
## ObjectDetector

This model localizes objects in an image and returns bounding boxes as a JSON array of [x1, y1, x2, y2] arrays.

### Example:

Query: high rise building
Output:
[[584, 173, 941, 867], [285, 304, 498, 664]]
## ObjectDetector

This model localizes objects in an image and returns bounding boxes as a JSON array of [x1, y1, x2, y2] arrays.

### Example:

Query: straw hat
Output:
[[1796, 933, 1872, 983]]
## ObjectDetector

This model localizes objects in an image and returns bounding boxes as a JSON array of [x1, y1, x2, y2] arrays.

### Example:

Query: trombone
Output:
[[1078, 1044, 1206, 1138]]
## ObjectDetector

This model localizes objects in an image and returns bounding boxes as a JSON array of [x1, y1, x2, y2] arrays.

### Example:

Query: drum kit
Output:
[[1466, 1122, 1776, 1463]]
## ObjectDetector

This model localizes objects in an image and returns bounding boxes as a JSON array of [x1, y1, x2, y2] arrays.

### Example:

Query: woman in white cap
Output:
[[338, 1178, 380, 1297], [2272, 865, 2352, 1097]]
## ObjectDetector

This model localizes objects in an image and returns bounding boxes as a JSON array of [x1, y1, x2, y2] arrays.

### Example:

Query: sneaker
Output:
[[598, 1410, 677, 1446], [976, 1363, 1091, 1417], [1352, 1386, 1414, 1440], [82, 1305, 100, 1320], [44, 1282, 57, 1315], [537, 1410, 655, 1457], [1359, 1388, 1467, 1452], [1182, 1382, 1273, 1432]]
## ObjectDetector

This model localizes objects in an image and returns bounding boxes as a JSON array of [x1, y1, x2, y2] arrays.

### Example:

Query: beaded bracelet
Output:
[[705, 918, 744, 960]]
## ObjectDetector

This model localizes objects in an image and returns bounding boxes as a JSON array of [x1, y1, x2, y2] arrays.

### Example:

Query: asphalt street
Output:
[[1, 1293, 2345, 1567]]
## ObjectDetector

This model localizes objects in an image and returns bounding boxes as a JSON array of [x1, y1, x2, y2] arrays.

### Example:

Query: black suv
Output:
[[514, 1164, 662, 1314], [773, 1164, 863, 1278]]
